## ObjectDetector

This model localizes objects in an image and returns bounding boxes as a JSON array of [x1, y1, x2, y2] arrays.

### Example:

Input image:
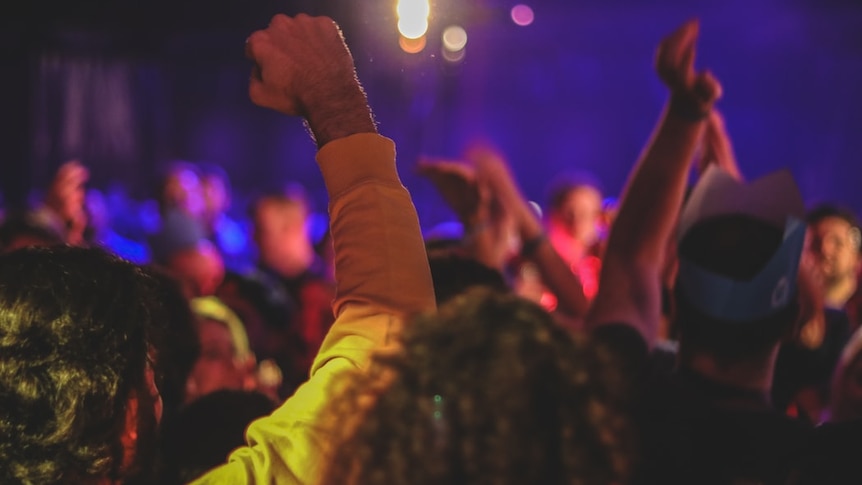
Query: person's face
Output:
[[555, 186, 602, 244], [168, 243, 225, 297], [805, 217, 861, 286], [254, 200, 308, 261], [164, 168, 205, 218], [202, 175, 229, 219], [186, 319, 245, 402]]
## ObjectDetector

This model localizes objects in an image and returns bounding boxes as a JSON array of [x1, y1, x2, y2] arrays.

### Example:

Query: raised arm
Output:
[[586, 20, 722, 346], [193, 14, 434, 484], [416, 155, 515, 272], [467, 144, 591, 321], [697, 109, 743, 181]]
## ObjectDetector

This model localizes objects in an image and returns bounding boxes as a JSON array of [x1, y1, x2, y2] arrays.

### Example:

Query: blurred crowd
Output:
[[1, 13, 861, 485]]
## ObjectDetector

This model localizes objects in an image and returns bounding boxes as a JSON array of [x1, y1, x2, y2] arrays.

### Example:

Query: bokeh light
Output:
[[442, 47, 465, 63], [511, 4, 535, 27], [397, 0, 431, 39], [442, 25, 468, 52], [399, 34, 427, 54]]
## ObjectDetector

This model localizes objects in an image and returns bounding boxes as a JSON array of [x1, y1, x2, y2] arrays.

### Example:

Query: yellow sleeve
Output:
[[189, 133, 435, 484]]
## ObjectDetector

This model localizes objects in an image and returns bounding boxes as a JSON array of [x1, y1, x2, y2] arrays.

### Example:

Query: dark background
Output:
[[2, 0, 861, 227]]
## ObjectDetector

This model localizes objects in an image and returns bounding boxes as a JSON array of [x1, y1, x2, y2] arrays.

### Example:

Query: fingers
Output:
[[680, 41, 696, 88], [693, 69, 722, 104], [248, 77, 274, 109], [417, 158, 475, 181], [656, 19, 700, 90], [245, 30, 271, 79], [269, 13, 293, 29]]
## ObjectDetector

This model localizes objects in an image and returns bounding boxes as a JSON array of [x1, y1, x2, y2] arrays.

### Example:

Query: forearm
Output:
[[587, 103, 707, 344], [606, 104, 706, 266], [317, 134, 436, 322], [518, 205, 590, 320], [462, 222, 509, 272], [304, 86, 377, 149]]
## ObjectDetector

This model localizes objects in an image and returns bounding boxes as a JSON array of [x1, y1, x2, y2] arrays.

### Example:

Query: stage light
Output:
[[397, 0, 431, 39], [399, 34, 427, 54], [442, 25, 467, 52], [511, 4, 534, 27]]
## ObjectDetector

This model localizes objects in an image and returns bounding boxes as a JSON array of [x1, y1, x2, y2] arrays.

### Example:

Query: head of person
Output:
[[144, 268, 200, 422], [427, 249, 509, 306], [546, 172, 604, 246], [166, 240, 225, 298], [321, 288, 632, 485], [0, 213, 64, 253], [198, 164, 232, 227], [184, 296, 256, 404], [150, 211, 224, 298], [804, 204, 861, 295], [673, 168, 806, 366], [250, 184, 313, 273], [158, 162, 205, 219], [158, 390, 275, 484], [0, 246, 164, 484]]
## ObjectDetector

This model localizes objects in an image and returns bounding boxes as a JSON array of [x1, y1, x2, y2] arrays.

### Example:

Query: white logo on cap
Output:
[[772, 277, 789, 309]]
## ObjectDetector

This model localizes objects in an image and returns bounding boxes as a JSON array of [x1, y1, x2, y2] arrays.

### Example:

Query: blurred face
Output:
[[202, 175, 230, 220], [164, 168, 205, 218], [554, 186, 602, 244], [805, 217, 861, 286], [168, 242, 225, 297], [254, 199, 308, 263], [186, 319, 245, 402]]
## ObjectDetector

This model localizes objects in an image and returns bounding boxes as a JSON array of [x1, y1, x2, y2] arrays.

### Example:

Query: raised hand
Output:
[[416, 158, 486, 226], [467, 144, 540, 238], [656, 19, 722, 119], [245, 14, 376, 147]]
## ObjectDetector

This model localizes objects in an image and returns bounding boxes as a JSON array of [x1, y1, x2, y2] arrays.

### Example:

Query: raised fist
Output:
[[245, 14, 359, 117], [656, 19, 722, 118]]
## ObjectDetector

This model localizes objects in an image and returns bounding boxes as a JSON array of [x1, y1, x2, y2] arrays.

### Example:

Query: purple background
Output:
[[2, 0, 861, 227]]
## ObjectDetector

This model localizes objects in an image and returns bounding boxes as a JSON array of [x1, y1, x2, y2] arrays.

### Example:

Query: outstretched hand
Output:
[[656, 19, 722, 118], [245, 14, 376, 147]]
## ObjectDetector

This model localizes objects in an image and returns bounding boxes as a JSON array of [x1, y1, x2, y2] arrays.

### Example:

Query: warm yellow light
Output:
[[399, 34, 427, 54], [442, 25, 467, 52], [398, 18, 429, 39], [397, 0, 431, 39]]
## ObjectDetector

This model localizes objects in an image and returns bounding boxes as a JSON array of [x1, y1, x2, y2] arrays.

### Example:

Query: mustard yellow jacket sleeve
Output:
[[189, 133, 435, 484]]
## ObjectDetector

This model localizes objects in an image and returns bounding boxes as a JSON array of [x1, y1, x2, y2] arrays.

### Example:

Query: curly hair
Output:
[[320, 289, 633, 485], [0, 246, 163, 484]]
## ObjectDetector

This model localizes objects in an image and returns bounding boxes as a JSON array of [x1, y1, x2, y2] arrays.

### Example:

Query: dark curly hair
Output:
[[320, 289, 633, 485], [0, 246, 163, 484]]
